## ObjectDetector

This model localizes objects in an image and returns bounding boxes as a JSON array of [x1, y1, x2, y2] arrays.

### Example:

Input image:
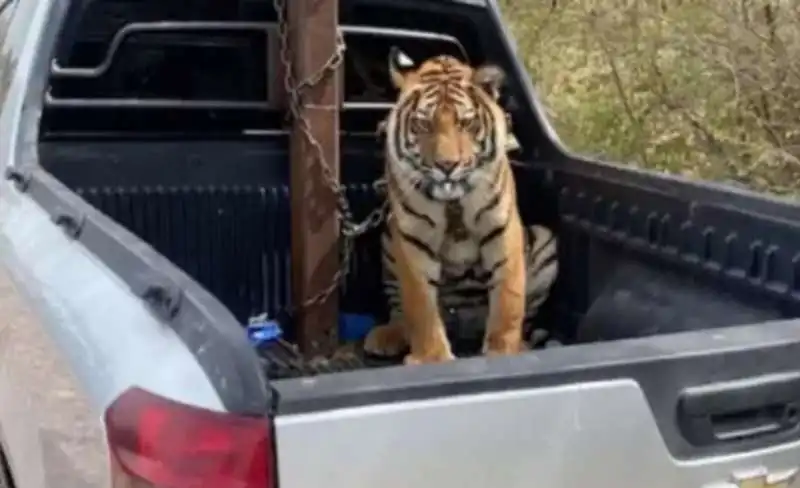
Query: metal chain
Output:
[[273, 0, 389, 315]]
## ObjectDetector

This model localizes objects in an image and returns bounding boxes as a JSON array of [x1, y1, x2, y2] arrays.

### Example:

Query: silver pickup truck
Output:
[[3, 0, 800, 487]]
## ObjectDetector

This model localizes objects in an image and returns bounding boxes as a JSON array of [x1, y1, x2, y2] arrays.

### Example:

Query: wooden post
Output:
[[288, 0, 341, 358]]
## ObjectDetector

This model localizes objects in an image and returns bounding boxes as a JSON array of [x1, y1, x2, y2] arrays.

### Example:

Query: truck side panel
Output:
[[275, 378, 800, 488], [0, 0, 228, 485], [0, 179, 225, 488], [0, 266, 109, 488]]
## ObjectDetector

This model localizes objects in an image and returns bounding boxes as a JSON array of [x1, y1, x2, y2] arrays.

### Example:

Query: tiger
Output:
[[362, 48, 559, 365]]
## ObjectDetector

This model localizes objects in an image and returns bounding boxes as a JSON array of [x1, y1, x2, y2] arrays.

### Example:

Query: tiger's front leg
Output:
[[480, 215, 527, 356], [393, 231, 455, 365]]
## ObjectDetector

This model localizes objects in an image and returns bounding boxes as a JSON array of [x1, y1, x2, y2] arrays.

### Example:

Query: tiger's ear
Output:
[[473, 64, 506, 100], [504, 113, 521, 153], [506, 133, 521, 153], [388, 46, 416, 89]]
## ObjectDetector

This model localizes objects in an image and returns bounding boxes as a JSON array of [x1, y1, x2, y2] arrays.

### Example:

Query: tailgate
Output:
[[272, 320, 800, 488]]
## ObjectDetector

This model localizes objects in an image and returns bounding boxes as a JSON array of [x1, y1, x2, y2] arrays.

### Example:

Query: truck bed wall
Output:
[[38, 138, 800, 344]]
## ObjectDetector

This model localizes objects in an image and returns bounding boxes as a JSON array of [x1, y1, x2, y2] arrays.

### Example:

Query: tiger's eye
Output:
[[459, 113, 478, 131], [411, 113, 431, 133]]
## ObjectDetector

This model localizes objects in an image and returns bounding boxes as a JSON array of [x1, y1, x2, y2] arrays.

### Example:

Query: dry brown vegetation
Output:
[[499, 0, 800, 196]]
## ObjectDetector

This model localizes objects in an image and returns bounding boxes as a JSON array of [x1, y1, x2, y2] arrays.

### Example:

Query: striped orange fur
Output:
[[364, 48, 558, 365]]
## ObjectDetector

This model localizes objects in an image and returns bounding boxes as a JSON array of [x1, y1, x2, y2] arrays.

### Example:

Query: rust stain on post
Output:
[[288, 0, 341, 358]]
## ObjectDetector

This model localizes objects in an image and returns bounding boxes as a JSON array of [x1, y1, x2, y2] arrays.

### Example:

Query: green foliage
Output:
[[498, 0, 800, 196]]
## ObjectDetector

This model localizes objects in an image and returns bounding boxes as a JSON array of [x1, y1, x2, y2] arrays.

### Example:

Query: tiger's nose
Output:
[[434, 159, 459, 176]]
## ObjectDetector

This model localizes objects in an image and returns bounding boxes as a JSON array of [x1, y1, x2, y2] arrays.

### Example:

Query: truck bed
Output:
[[36, 0, 800, 381], [39, 137, 800, 378]]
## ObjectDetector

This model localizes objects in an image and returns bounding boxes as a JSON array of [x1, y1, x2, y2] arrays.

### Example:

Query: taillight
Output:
[[105, 387, 273, 488]]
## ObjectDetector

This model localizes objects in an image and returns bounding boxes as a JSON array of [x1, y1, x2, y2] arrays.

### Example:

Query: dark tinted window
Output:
[[44, 0, 278, 137], [50, 28, 269, 102], [42, 0, 483, 138]]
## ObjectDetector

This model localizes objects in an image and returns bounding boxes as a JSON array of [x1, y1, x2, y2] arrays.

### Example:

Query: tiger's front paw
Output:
[[403, 348, 455, 365], [404, 336, 455, 365], [364, 323, 407, 357], [482, 330, 524, 356]]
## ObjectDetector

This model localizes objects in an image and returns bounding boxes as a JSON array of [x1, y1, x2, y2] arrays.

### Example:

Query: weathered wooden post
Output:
[[287, 0, 342, 358]]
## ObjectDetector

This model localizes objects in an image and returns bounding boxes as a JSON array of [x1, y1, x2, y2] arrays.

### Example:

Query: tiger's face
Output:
[[385, 48, 511, 202]]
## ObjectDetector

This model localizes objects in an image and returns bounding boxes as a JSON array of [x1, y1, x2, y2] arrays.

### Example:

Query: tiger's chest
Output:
[[440, 201, 481, 270], [390, 175, 505, 272], [440, 235, 481, 269]]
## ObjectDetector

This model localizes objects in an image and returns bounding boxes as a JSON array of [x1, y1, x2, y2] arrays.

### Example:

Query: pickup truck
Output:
[[3, 0, 800, 487]]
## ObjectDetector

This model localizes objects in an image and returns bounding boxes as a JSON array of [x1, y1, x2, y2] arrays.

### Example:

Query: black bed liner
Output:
[[39, 139, 800, 380]]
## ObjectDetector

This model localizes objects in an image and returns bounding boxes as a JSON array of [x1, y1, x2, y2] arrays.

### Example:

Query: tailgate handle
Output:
[[677, 372, 800, 446]]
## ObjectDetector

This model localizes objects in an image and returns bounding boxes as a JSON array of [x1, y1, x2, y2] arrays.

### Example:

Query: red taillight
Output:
[[105, 387, 273, 488]]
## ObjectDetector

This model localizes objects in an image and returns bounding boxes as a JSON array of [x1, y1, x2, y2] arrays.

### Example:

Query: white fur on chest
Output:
[[440, 237, 480, 268], [391, 166, 506, 266]]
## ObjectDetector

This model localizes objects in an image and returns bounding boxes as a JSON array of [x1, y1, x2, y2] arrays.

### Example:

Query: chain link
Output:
[[273, 0, 389, 315]]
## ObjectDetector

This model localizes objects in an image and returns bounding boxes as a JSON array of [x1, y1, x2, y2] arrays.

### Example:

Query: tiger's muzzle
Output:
[[425, 158, 474, 201]]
